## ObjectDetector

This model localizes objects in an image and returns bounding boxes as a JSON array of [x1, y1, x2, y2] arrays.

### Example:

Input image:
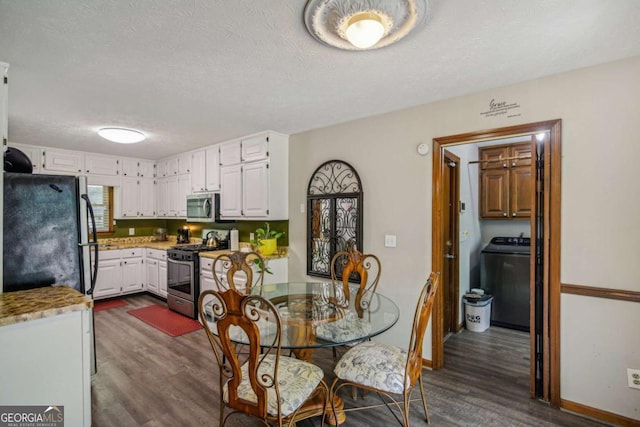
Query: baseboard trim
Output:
[[422, 358, 433, 369], [560, 399, 639, 426]]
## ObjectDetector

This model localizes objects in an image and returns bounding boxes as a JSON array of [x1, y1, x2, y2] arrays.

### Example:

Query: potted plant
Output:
[[251, 222, 284, 256]]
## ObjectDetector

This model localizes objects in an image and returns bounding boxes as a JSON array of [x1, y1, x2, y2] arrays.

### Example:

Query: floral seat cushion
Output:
[[315, 313, 372, 344], [333, 341, 409, 394], [223, 354, 324, 416]]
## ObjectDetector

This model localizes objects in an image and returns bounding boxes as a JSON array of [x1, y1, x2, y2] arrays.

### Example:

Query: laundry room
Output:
[[445, 135, 533, 334]]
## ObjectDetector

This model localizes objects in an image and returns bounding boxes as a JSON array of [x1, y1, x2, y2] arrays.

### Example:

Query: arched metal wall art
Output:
[[307, 160, 363, 280]]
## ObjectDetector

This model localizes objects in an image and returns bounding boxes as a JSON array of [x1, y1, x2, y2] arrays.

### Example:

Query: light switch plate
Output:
[[128, 228, 135, 236], [384, 234, 397, 248]]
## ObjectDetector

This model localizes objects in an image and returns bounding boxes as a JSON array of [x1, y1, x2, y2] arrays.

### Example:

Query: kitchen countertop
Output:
[[97, 237, 288, 259], [0, 286, 93, 327]]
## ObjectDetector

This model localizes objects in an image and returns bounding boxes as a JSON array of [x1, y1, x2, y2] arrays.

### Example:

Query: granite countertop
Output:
[[0, 286, 93, 327], [98, 237, 288, 259]]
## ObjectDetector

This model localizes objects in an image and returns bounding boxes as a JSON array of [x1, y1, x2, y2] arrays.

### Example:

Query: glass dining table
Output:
[[202, 281, 400, 361], [201, 281, 400, 425]]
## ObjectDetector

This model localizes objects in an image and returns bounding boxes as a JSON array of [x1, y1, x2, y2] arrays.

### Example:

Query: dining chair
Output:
[[330, 242, 381, 318], [330, 272, 440, 426], [198, 288, 330, 427], [212, 250, 266, 294]]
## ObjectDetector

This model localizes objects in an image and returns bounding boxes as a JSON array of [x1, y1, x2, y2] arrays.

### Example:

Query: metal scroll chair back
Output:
[[198, 288, 329, 426], [212, 251, 265, 294], [330, 272, 440, 426], [330, 243, 381, 318]]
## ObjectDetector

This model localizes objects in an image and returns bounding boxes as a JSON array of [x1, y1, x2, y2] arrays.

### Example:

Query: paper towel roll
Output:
[[230, 229, 239, 250]]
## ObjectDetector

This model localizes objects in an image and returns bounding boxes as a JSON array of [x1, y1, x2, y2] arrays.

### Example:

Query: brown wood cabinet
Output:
[[479, 141, 533, 219]]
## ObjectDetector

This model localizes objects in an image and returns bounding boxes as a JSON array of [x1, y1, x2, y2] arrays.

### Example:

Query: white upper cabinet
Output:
[[205, 146, 220, 191], [139, 160, 155, 178], [219, 139, 242, 166], [121, 158, 138, 177], [85, 154, 119, 176], [191, 149, 207, 193], [178, 152, 192, 174], [241, 134, 268, 162], [166, 157, 179, 176], [42, 148, 84, 174], [219, 131, 288, 220], [156, 160, 167, 178], [8, 143, 40, 172]]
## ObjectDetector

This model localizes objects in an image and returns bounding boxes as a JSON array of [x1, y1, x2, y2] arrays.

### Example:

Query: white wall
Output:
[[289, 56, 640, 420]]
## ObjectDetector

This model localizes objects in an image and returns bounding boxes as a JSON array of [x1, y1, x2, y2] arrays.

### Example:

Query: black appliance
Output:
[[177, 227, 190, 243], [3, 172, 99, 373], [480, 236, 531, 331], [167, 230, 230, 318]]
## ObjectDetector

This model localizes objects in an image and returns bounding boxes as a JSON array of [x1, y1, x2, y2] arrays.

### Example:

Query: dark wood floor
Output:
[[92, 294, 605, 426]]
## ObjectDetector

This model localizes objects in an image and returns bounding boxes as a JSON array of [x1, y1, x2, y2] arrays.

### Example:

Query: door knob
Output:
[[445, 254, 456, 259]]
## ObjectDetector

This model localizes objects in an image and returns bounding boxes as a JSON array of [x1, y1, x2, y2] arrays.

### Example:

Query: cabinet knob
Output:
[[503, 212, 508, 217], [512, 212, 517, 217], [503, 163, 507, 168], [512, 162, 516, 167]]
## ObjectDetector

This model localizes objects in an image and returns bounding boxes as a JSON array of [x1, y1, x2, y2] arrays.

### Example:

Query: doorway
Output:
[[442, 150, 460, 339], [431, 120, 562, 405]]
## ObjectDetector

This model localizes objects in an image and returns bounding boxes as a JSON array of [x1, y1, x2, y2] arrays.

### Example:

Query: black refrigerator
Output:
[[3, 172, 99, 372]]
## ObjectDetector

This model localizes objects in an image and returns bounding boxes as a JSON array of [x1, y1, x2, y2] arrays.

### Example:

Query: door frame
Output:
[[443, 149, 461, 335], [431, 119, 562, 405]]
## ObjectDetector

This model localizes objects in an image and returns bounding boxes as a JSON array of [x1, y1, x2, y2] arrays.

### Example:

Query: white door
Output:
[[93, 259, 121, 299], [145, 259, 159, 294], [122, 257, 143, 293], [139, 178, 156, 217], [191, 150, 206, 192], [120, 177, 139, 218], [158, 261, 167, 298], [205, 146, 220, 191], [166, 175, 179, 217]]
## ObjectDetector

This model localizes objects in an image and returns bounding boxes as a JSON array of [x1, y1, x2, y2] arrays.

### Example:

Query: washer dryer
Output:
[[480, 236, 531, 331]]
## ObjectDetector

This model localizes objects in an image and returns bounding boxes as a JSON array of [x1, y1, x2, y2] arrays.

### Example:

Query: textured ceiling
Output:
[[1, 0, 640, 160]]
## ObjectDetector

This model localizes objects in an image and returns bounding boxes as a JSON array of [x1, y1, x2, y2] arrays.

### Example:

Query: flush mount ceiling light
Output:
[[304, 0, 428, 51], [97, 127, 146, 144]]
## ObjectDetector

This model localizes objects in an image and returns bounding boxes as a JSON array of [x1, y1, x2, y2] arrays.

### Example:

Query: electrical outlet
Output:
[[628, 368, 640, 390], [249, 232, 255, 241], [129, 228, 135, 236], [384, 234, 396, 248]]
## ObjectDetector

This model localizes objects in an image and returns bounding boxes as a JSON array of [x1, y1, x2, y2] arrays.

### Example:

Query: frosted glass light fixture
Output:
[[345, 13, 385, 49], [304, 0, 428, 51], [98, 127, 146, 144]]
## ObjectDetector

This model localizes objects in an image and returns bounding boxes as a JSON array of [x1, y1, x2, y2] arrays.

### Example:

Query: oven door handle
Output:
[[168, 258, 193, 267]]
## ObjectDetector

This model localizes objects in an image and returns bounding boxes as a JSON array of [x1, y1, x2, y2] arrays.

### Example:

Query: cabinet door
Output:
[[480, 169, 509, 218], [156, 177, 168, 217], [510, 166, 533, 218], [510, 142, 532, 168], [220, 165, 242, 217], [205, 146, 220, 191], [122, 257, 143, 293], [139, 177, 156, 217], [10, 143, 40, 172], [178, 152, 192, 174], [191, 150, 206, 193], [166, 157, 179, 176], [157, 160, 168, 178], [145, 259, 159, 294], [158, 261, 167, 298], [480, 146, 510, 170], [120, 176, 139, 218], [241, 134, 268, 162], [138, 160, 155, 178], [93, 259, 122, 299], [242, 161, 269, 217], [219, 140, 241, 166], [85, 154, 119, 176], [178, 174, 191, 217], [121, 158, 139, 177], [166, 175, 179, 217], [43, 149, 84, 174]]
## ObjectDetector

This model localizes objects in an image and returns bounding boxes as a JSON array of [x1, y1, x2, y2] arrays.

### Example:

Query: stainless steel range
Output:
[[167, 229, 230, 318]]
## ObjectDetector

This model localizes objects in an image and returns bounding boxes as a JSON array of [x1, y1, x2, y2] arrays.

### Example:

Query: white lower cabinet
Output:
[[94, 248, 144, 299], [93, 250, 122, 299], [145, 248, 167, 298], [121, 249, 144, 294]]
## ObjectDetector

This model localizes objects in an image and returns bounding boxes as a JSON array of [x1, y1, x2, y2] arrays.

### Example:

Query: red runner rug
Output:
[[127, 305, 202, 337], [93, 299, 128, 312]]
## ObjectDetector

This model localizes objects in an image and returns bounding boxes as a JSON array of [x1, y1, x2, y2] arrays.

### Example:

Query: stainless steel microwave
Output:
[[186, 193, 221, 222]]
